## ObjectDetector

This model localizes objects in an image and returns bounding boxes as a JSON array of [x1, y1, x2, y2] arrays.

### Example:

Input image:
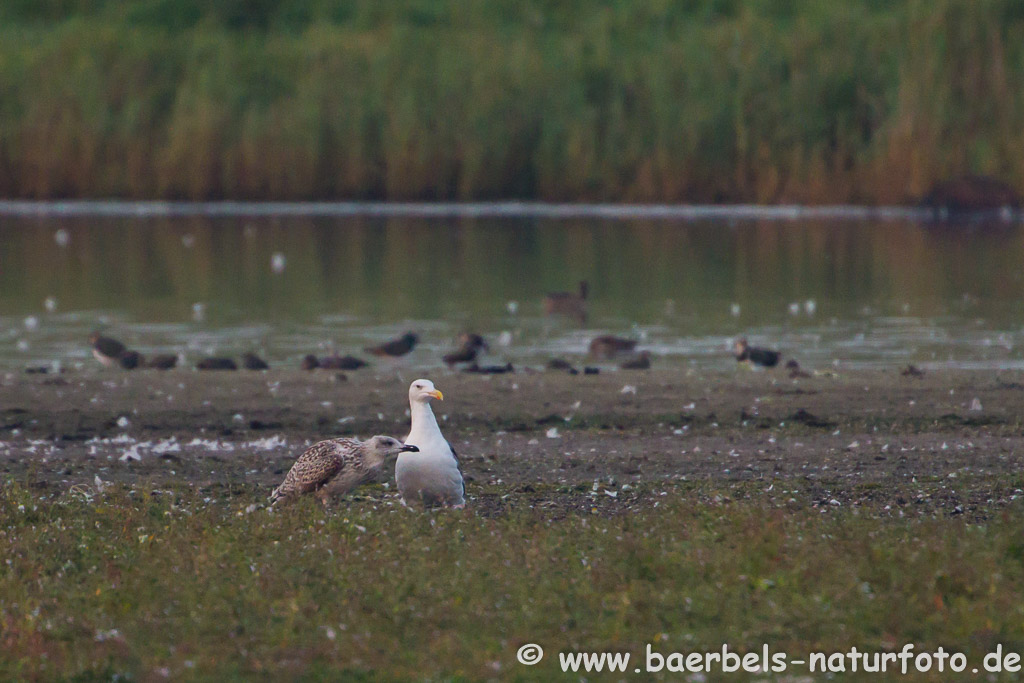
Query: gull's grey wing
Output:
[[446, 439, 466, 498]]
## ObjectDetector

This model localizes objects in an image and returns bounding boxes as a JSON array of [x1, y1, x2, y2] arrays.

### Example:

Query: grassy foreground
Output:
[[2, 482, 1023, 680], [2, 0, 1024, 202]]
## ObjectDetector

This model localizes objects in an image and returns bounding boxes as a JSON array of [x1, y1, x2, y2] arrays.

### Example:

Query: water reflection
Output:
[[1, 215, 1023, 369]]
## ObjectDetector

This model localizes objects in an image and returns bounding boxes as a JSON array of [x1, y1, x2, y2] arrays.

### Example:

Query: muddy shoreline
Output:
[[2, 367, 1023, 518]]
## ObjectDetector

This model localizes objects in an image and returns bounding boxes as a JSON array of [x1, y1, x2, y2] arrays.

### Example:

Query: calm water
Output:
[[2, 209, 1023, 371]]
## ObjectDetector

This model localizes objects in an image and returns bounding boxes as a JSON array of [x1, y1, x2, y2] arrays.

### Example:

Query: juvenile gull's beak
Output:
[[400, 444, 420, 453], [429, 389, 444, 401]]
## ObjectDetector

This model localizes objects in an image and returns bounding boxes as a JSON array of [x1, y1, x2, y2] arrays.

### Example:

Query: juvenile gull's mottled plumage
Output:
[[270, 435, 417, 506], [398, 379, 466, 508]]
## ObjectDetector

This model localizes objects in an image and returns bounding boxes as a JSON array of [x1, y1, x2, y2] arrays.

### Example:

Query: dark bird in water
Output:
[[463, 362, 514, 374], [365, 332, 418, 358], [242, 352, 269, 370], [543, 281, 588, 321], [197, 357, 238, 371], [901, 364, 925, 378], [619, 351, 651, 370], [921, 175, 1020, 216], [89, 332, 127, 367], [588, 335, 638, 359], [118, 350, 144, 370], [734, 338, 780, 368], [443, 333, 489, 366], [301, 354, 320, 370], [786, 359, 811, 378], [146, 354, 178, 370], [270, 436, 418, 507]]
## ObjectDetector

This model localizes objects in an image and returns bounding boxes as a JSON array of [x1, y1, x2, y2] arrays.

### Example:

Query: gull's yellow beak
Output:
[[429, 389, 444, 401]]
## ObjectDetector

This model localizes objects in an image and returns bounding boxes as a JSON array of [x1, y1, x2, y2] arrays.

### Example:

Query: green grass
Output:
[[1, 0, 1023, 202], [2, 482, 1023, 680]]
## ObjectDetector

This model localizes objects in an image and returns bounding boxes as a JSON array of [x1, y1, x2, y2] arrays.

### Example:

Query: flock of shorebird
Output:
[[83, 281, 802, 510], [89, 327, 787, 376]]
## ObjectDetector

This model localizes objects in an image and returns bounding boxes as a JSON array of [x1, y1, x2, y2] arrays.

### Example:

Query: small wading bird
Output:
[[733, 338, 781, 368], [786, 359, 812, 378], [118, 350, 143, 370], [588, 335, 637, 359], [399, 379, 466, 509], [146, 354, 178, 370], [270, 436, 418, 507], [197, 357, 238, 371], [89, 332, 127, 367], [901, 364, 925, 378], [242, 352, 269, 370], [443, 333, 488, 366], [543, 281, 588, 321], [365, 332, 419, 358], [547, 358, 577, 373], [319, 355, 368, 370], [463, 362, 514, 374], [619, 350, 651, 370]]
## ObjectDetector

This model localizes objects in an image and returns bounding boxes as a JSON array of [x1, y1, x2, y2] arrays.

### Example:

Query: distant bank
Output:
[[0, 200, 1018, 223], [1, 1, 1022, 204]]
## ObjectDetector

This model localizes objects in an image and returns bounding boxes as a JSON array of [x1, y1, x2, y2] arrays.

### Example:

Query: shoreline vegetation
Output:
[[1, 1, 1024, 203], [3, 368, 1024, 678]]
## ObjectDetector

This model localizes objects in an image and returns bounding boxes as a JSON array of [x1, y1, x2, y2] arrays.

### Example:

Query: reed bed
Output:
[[1, 0, 1023, 202]]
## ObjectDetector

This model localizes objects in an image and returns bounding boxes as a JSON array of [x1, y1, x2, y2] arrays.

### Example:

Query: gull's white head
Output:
[[409, 379, 443, 404]]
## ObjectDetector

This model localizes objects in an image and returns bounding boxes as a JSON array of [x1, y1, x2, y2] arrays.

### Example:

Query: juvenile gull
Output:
[[270, 435, 417, 506], [398, 379, 466, 509]]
